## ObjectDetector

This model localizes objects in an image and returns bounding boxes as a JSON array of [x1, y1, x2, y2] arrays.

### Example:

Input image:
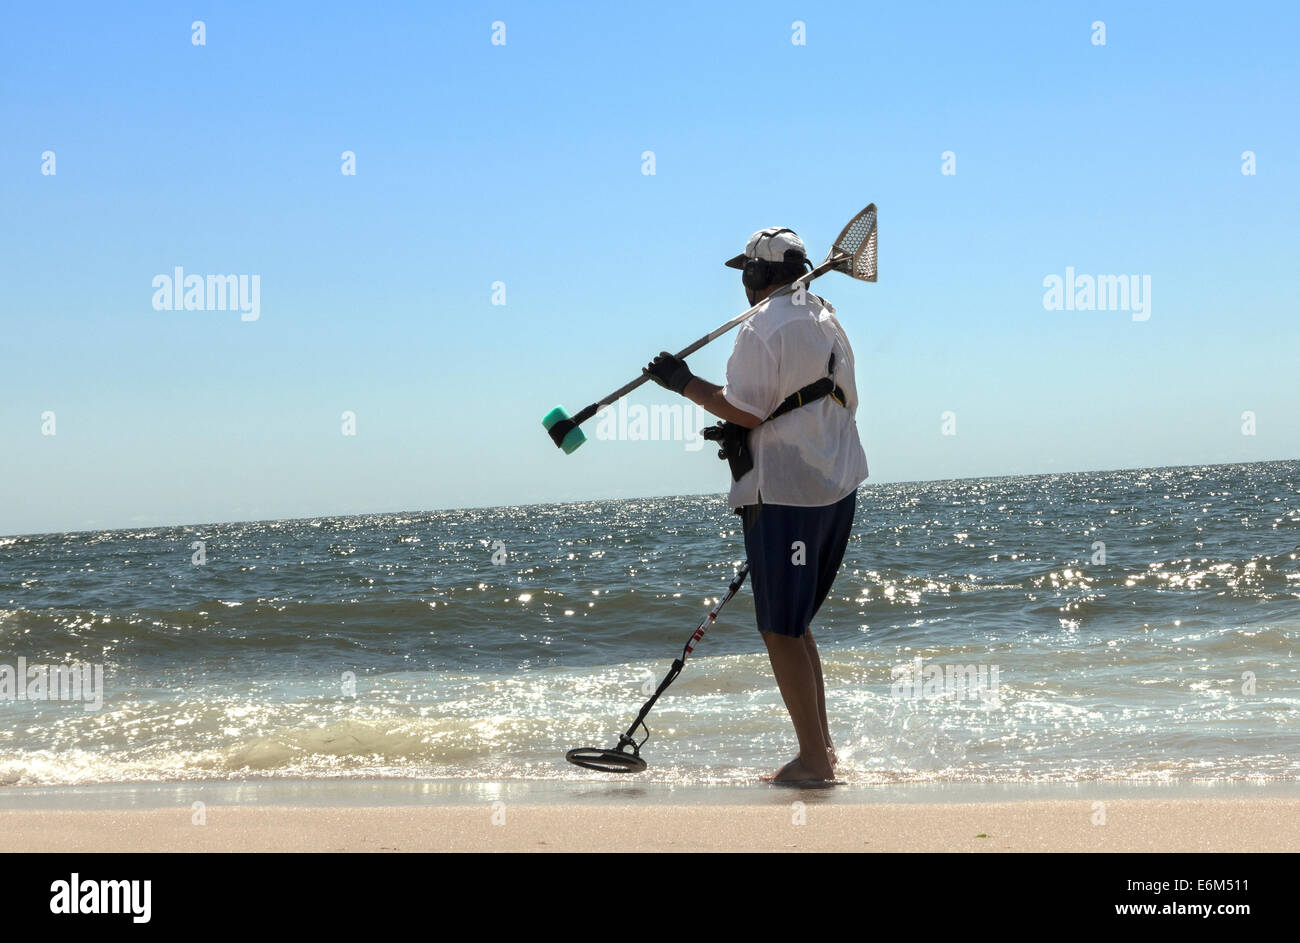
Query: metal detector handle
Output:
[[570, 255, 847, 426]]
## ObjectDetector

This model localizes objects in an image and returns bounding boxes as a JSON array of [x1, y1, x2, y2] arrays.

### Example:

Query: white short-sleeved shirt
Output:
[[721, 290, 869, 509]]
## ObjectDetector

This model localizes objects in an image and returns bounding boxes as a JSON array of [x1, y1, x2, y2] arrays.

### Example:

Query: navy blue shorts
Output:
[[739, 490, 857, 638]]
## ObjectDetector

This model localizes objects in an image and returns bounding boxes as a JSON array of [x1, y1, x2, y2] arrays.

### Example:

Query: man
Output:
[[643, 226, 869, 783]]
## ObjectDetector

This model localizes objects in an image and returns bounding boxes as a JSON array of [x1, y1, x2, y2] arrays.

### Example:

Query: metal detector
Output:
[[543, 203, 878, 453], [565, 562, 750, 773]]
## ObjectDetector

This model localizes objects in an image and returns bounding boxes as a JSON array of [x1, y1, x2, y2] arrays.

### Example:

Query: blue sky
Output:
[[2, 1, 1297, 535]]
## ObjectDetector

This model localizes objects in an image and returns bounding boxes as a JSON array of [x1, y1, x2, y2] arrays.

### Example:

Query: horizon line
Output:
[[3, 455, 1294, 541]]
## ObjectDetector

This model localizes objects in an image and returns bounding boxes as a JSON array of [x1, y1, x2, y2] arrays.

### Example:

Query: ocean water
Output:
[[1, 460, 1297, 787]]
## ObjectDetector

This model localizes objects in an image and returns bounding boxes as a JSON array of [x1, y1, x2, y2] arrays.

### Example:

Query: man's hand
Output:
[[642, 351, 694, 395], [644, 352, 763, 428]]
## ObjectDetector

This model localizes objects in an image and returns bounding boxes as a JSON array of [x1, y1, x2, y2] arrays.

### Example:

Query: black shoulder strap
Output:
[[764, 352, 846, 422]]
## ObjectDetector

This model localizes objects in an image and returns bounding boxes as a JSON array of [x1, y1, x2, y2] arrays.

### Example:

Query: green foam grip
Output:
[[542, 405, 587, 454]]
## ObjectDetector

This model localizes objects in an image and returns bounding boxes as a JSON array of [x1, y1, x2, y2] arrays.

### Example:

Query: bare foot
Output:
[[762, 755, 835, 783]]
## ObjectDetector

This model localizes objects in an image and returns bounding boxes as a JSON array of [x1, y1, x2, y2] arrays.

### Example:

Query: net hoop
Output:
[[830, 203, 878, 282]]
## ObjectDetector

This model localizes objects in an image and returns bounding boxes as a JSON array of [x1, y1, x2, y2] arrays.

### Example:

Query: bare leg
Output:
[[760, 631, 834, 781], [804, 628, 835, 769]]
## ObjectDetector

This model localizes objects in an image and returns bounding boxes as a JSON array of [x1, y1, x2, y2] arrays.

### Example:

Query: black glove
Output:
[[642, 351, 694, 395]]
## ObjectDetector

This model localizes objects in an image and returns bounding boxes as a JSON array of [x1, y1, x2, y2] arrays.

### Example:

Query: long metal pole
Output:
[[567, 253, 847, 426], [617, 562, 751, 747]]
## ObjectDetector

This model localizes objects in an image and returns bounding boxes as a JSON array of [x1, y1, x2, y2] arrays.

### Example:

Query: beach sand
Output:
[[6, 798, 1297, 852]]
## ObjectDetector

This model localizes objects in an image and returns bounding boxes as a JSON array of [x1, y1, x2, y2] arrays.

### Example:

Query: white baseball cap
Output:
[[724, 227, 807, 269]]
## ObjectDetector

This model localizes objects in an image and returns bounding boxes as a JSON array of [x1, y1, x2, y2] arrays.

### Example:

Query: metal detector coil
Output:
[[565, 737, 648, 774]]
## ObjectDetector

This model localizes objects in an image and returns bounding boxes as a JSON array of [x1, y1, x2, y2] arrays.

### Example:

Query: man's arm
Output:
[[683, 378, 763, 429], [642, 350, 764, 429]]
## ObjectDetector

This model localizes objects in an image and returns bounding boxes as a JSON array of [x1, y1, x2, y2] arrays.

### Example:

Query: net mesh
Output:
[[832, 204, 877, 282]]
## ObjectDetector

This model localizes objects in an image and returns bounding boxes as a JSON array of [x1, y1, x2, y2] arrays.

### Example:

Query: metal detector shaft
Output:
[[616, 562, 750, 750], [565, 255, 847, 429]]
